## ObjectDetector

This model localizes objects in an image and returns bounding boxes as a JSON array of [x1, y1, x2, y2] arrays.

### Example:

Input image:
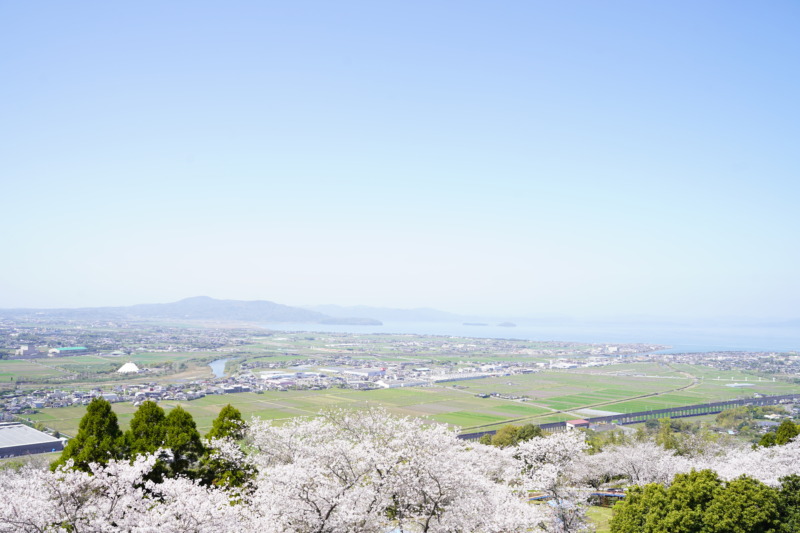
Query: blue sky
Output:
[[1, 1, 798, 320]]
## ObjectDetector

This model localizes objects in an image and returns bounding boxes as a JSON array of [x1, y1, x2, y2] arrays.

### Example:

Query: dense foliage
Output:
[[52, 399, 244, 483], [479, 423, 544, 447], [610, 470, 800, 533], [50, 397, 124, 471], [758, 419, 800, 448], [206, 403, 245, 441]]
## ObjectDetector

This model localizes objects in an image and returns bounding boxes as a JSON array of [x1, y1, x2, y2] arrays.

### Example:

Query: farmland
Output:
[[26, 363, 800, 437], [4, 320, 800, 437]]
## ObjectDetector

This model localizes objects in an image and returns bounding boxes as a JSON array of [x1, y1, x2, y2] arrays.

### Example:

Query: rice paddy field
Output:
[[25, 362, 800, 437], [0, 360, 66, 381]]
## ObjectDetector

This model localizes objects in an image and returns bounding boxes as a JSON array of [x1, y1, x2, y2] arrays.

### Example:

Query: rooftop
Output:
[[566, 419, 590, 426], [0, 423, 61, 449]]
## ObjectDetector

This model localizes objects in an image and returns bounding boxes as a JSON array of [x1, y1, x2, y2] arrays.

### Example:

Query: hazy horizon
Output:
[[2, 2, 799, 322], [1, 294, 796, 327]]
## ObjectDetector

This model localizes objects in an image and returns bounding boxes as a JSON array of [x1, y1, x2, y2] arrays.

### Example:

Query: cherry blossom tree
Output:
[[0, 453, 240, 533], [708, 437, 800, 486], [243, 408, 547, 532], [515, 431, 593, 533], [14, 407, 800, 533], [588, 440, 691, 486], [0, 408, 560, 532]]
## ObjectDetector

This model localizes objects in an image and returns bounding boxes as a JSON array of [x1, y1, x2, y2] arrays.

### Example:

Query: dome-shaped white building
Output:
[[117, 362, 140, 374]]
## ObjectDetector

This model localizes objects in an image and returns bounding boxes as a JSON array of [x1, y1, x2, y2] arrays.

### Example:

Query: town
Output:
[[1, 319, 799, 443]]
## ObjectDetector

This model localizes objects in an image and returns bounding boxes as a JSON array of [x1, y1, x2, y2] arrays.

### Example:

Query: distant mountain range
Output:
[[0, 296, 382, 325], [2, 298, 793, 330], [0, 297, 524, 326]]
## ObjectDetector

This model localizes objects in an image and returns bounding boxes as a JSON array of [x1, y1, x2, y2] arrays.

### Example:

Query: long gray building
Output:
[[0, 422, 64, 458]]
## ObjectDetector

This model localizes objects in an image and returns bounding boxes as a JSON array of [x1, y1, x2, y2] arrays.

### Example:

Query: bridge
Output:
[[458, 393, 800, 441]]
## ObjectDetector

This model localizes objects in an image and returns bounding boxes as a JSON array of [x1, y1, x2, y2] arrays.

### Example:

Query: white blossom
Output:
[[12, 410, 800, 532], [588, 440, 691, 486], [243, 408, 547, 532]]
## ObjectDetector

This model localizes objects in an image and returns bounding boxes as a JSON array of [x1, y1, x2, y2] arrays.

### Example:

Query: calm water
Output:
[[260, 321, 800, 353], [208, 358, 228, 378]]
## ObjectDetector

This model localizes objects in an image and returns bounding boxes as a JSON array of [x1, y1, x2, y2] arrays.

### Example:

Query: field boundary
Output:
[[458, 393, 800, 440]]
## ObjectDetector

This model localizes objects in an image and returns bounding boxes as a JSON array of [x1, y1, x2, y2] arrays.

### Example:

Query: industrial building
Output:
[[48, 346, 89, 357], [0, 423, 64, 458], [14, 345, 39, 358], [319, 367, 386, 379]]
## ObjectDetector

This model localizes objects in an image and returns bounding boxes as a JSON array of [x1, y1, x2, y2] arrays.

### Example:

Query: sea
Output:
[[259, 321, 800, 354]]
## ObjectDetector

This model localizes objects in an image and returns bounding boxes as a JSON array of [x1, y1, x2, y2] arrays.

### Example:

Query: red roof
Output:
[[566, 419, 590, 426]]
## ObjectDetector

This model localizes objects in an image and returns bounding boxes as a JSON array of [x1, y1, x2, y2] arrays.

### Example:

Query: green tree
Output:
[[163, 406, 205, 477], [124, 400, 169, 483], [516, 423, 543, 442], [206, 404, 245, 441], [490, 424, 521, 447], [661, 470, 722, 533], [199, 442, 255, 490], [611, 470, 782, 533], [656, 418, 679, 450], [702, 476, 780, 533], [125, 400, 166, 456], [759, 420, 800, 448], [774, 419, 799, 445], [51, 397, 123, 472], [645, 418, 661, 430], [610, 482, 671, 533], [777, 475, 800, 533], [200, 405, 252, 488], [759, 432, 777, 448], [611, 470, 722, 533], [481, 423, 543, 448]]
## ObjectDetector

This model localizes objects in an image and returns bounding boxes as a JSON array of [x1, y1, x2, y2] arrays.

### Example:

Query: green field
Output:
[[429, 411, 508, 426], [0, 360, 66, 381], [587, 506, 613, 532], [0, 352, 213, 376], [21, 361, 800, 438]]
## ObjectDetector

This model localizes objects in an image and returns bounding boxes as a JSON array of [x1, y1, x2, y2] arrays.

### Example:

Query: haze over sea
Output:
[[261, 321, 800, 354]]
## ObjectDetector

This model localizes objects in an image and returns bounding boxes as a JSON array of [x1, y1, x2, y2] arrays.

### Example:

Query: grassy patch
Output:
[[587, 506, 613, 532]]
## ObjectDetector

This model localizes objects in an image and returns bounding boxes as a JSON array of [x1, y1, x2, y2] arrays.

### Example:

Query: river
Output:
[[208, 358, 228, 378]]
